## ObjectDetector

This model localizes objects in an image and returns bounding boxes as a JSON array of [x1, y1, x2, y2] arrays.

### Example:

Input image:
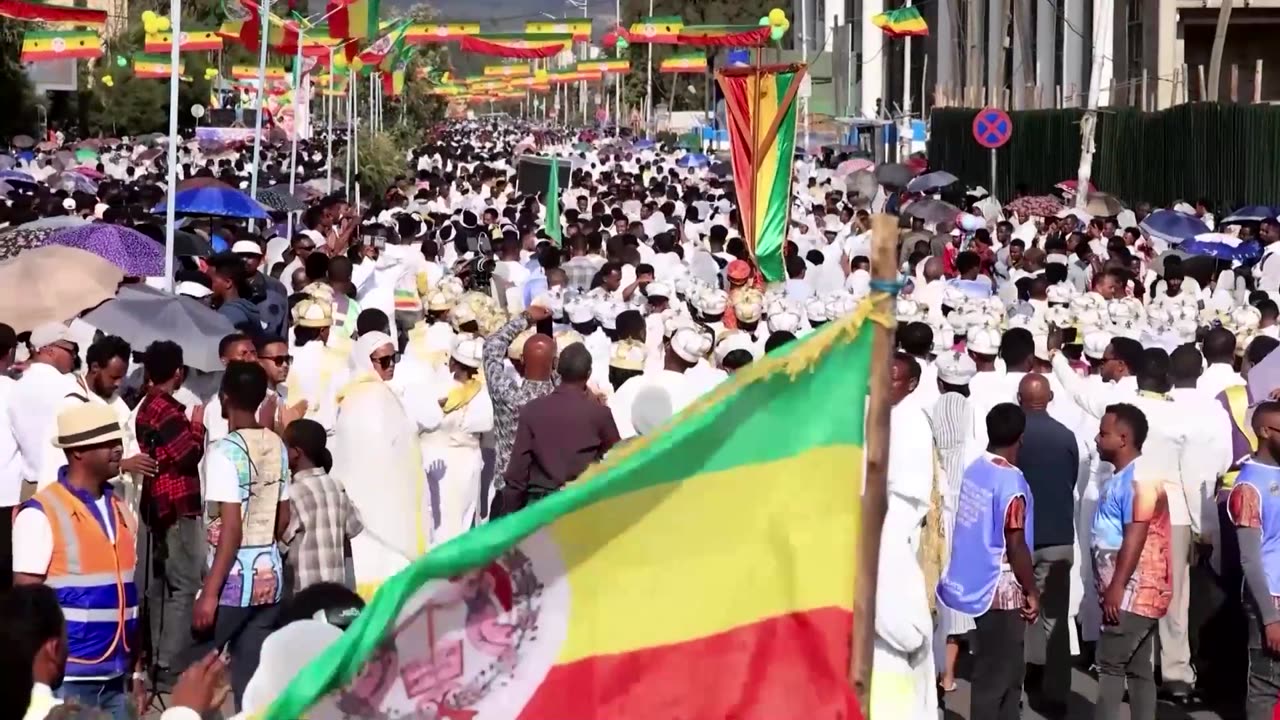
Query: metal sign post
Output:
[[972, 106, 1012, 198]]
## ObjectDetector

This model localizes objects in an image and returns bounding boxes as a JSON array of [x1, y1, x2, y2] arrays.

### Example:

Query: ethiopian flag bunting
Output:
[[524, 18, 591, 40], [871, 6, 929, 36], [718, 64, 806, 282], [144, 29, 223, 53], [627, 15, 682, 43], [133, 54, 183, 78], [259, 296, 870, 720], [20, 30, 102, 62], [660, 51, 707, 74], [327, 0, 380, 39], [404, 21, 480, 43], [231, 64, 286, 80]]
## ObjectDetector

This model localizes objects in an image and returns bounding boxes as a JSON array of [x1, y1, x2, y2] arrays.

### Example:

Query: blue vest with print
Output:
[[1235, 461, 1280, 598], [937, 456, 1035, 616]]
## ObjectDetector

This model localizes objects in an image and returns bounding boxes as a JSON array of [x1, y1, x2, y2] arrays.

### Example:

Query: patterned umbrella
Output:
[[0, 227, 54, 260], [43, 224, 166, 276], [1005, 194, 1064, 218], [17, 215, 89, 232], [257, 185, 308, 213]]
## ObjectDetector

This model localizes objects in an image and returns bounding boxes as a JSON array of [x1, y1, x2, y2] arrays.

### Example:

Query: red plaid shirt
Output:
[[135, 390, 204, 527]]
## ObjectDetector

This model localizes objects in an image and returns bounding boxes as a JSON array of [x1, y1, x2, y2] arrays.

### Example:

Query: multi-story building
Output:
[[793, 0, 1280, 116]]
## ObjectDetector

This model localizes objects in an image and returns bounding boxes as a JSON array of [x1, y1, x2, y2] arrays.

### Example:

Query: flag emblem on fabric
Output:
[[144, 30, 223, 53], [260, 299, 871, 720], [133, 54, 183, 78], [660, 51, 707, 74], [717, 64, 807, 282], [627, 15, 682, 42]]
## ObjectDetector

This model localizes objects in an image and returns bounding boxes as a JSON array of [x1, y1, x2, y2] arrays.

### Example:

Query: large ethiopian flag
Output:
[[719, 64, 808, 283], [263, 302, 872, 720]]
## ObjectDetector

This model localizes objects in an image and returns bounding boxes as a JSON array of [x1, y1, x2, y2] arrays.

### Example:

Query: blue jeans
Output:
[[57, 676, 131, 720]]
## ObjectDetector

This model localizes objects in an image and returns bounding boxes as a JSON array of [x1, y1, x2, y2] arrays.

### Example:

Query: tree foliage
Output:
[[343, 129, 402, 197], [0, 19, 40, 138]]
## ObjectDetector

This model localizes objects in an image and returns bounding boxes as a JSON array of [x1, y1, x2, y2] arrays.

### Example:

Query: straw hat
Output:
[[52, 404, 123, 449]]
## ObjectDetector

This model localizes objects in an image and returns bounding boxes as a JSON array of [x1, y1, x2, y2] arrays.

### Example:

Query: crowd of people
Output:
[[0, 116, 1279, 720]]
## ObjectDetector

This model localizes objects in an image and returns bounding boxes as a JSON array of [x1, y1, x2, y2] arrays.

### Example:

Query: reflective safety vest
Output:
[[23, 481, 138, 680], [1223, 384, 1258, 492]]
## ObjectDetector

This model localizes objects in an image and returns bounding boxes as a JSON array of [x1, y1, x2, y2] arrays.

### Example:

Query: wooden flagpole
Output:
[[848, 213, 896, 716]]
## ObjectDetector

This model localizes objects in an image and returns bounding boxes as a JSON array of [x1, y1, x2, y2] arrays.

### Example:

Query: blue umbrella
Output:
[[0, 169, 35, 185], [1221, 205, 1280, 224], [151, 185, 270, 220], [675, 153, 709, 168], [1180, 233, 1263, 262], [1139, 209, 1209, 245], [633, 139, 656, 150]]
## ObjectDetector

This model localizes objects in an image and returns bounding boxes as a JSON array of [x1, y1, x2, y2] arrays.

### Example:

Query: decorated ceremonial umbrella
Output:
[[1140, 208, 1210, 245], [0, 246, 123, 332], [153, 185, 270, 220], [1221, 205, 1280, 225], [83, 284, 233, 371], [1005, 194, 1064, 218], [1179, 233, 1261, 262], [874, 162, 913, 188], [44, 223, 166, 276], [903, 197, 961, 224], [906, 170, 958, 194], [1054, 179, 1096, 194]]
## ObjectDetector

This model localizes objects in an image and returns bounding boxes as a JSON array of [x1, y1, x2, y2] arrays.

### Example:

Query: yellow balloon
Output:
[[143, 17, 158, 34], [768, 7, 786, 24], [102, 75, 113, 87], [780, 17, 791, 30], [156, 16, 171, 31], [141, 9, 156, 22]]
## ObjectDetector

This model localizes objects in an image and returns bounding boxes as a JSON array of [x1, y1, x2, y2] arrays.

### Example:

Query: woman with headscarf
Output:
[[421, 334, 494, 547], [331, 331, 426, 598]]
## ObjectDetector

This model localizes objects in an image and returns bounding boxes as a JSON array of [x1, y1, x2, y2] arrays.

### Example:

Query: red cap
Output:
[[727, 259, 751, 282]]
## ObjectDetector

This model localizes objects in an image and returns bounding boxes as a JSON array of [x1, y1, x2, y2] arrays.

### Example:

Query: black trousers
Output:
[[971, 608, 1026, 720], [0, 505, 12, 591]]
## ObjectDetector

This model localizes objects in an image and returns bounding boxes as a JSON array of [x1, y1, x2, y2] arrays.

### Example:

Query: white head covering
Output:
[[242, 621, 345, 714], [451, 333, 483, 368], [632, 385, 674, 435], [352, 331, 395, 375]]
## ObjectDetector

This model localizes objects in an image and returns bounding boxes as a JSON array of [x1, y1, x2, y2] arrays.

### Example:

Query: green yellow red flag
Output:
[[717, 64, 807, 282], [20, 30, 101, 62], [258, 296, 870, 720], [627, 15, 682, 42], [144, 29, 223, 53], [327, 0, 380, 39], [132, 54, 183, 78], [660, 51, 707, 74], [871, 6, 929, 37], [524, 18, 591, 40]]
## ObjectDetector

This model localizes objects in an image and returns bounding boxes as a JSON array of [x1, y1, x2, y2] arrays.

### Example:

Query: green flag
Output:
[[546, 157, 561, 245]]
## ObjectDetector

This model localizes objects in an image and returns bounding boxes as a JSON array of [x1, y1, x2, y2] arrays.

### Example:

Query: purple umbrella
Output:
[[43, 224, 165, 277]]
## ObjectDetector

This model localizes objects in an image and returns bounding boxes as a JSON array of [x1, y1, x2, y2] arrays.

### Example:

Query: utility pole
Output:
[[1208, 0, 1233, 100], [1074, 0, 1112, 209]]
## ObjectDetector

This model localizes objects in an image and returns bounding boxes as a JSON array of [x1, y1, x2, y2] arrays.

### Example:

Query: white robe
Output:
[[331, 377, 425, 597], [422, 379, 494, 548]]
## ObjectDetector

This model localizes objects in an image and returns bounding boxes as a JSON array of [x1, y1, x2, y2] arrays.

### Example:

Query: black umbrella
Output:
[[172, 230, 213, 258], [875, 162, 913, 188], [256, 185, 308, 213], [709, 161, 731, 177]]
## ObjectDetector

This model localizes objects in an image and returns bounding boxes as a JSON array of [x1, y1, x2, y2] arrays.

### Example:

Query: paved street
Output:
[[945, 667, 1230, 720]]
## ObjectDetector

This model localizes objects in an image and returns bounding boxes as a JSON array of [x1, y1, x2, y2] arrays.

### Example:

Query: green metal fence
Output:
[[926, 104, 1280, 208]]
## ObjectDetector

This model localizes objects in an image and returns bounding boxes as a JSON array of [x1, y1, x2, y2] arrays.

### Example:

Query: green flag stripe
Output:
[[264, 304, 876, 720]]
